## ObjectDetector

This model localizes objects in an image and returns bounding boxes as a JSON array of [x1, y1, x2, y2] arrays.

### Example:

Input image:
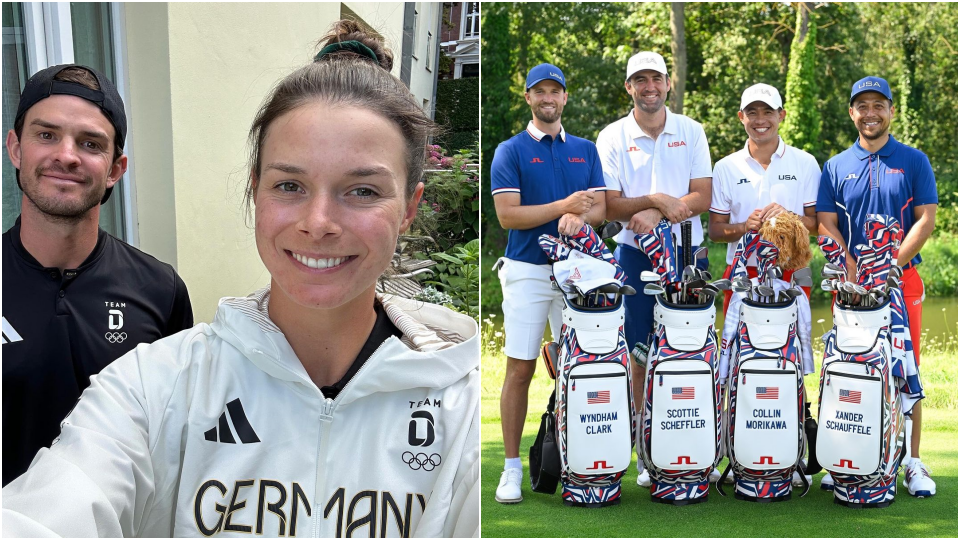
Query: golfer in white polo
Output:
[[708, 83, 820, 311], [708, 83, 821, 486]]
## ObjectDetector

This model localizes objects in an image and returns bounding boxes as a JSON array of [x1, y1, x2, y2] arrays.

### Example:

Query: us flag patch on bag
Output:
[[587, 391, 610, 404], [839, 389, 861, 404], [756, 387, 779, 400]]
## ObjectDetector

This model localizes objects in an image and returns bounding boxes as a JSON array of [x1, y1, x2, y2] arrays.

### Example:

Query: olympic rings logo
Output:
[[105, 332, 127, 343], [402, 451, 441, 471]]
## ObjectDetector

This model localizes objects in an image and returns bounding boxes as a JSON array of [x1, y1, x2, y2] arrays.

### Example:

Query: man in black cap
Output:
[[2, 64, 194, 486]]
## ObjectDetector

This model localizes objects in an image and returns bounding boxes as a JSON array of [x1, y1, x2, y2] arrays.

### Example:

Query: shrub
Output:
[[421, 239, 480, 320], [420, 146, 479, 251]]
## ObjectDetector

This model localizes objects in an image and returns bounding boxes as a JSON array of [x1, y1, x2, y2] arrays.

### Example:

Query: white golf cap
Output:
[[740, 83, 783, 110], [626, 51, 668, 80]]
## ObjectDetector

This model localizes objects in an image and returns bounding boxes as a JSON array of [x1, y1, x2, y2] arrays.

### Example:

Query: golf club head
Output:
[[620, 285, 637, 296], [640, 270, 662, 283], [756, 285, 775, 298], [599, 220, 623, 240], [598, 283, 622, 294], [792, 275, 814, 288], [823, 265, 846, 280], [644, 283, 665, 296], [710, 279, 733, 291]]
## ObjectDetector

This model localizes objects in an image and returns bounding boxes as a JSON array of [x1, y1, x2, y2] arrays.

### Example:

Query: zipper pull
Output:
[[659, 374, 663, 387], [777, 357, 782, 369], [572, 378, 576, 391], [865, 363, 870, 375], [742, 372, 746, 385], [323, 397, 335, 416], [826, 374, 831, 386]]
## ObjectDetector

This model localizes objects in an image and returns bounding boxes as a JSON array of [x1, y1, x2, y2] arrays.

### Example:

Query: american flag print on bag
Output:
[[756, 387, 779, 400], [587, 391, 610, 404], [838, 389, 861, 404]]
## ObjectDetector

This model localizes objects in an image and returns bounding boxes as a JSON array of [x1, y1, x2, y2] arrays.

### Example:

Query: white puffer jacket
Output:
[[3, 289, 479, 538]]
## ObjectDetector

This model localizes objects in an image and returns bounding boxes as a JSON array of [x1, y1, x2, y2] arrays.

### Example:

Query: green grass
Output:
[[480, 326, 959, 537]]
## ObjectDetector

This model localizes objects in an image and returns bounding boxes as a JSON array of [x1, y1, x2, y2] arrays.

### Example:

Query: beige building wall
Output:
[[407, 2, 442, 112], [123, 2, 413, 323]]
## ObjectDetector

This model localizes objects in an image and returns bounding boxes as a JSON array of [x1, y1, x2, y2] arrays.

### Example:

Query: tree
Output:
[[669, 2, 687, 114], [780, 2, 821, 156]]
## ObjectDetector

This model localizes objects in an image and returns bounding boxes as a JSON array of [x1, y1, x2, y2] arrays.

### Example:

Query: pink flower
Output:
[[427, 156, 441, 166], [440, 157, 453, 167]]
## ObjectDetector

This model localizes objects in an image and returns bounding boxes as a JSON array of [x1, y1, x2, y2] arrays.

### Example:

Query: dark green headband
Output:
[[314, 40, 378, 63]]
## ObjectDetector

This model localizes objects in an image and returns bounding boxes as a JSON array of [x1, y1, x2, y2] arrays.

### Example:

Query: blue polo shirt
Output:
[[491, 122, 606, 265], [817, 135, 938, 267]]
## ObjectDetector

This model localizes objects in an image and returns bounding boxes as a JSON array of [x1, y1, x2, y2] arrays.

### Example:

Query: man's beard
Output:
[[633, 94, 665, 114], [858, 121, 889, 141], [20, 166, 104, 223], [533, 105, 561, 124]]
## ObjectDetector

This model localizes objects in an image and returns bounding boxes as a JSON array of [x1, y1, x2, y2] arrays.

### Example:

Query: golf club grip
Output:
[[682, 220, 692, 269]]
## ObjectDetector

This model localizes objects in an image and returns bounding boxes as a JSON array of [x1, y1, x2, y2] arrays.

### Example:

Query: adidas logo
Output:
[[205, 398, 261, 444], [2, 316, 23, 344]]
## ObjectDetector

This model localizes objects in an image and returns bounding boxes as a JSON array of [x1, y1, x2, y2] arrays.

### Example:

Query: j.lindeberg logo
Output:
[[205, 398, 261, 444]]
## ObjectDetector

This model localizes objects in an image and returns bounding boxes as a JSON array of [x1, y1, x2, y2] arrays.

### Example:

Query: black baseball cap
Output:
[[14, 64, 127, 204]]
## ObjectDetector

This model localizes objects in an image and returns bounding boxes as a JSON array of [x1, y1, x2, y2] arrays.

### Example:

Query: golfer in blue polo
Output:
[[817, 76, 938, 497], [490, 63, 607, 504]]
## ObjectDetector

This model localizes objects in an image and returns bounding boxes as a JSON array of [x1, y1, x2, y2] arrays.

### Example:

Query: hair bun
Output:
[[316, 19, 393, 72]]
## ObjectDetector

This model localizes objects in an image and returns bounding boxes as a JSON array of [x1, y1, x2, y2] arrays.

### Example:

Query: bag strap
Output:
[[796, 459, 811, 497], [716, 462, 732, 497]]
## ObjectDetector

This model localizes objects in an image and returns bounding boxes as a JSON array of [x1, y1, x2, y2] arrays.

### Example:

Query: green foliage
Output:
[[422, 239, 480, 320], [435, 77, 479, 151], [780, 5, 822, 156], [916, 234, 959, 297], [413, 285, 453, 307], [420, 146, 479, 251]]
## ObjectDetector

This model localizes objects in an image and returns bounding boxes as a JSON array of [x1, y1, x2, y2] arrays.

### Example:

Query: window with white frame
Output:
[[1, 2, 132, 241], [462, 2, 479, 39]]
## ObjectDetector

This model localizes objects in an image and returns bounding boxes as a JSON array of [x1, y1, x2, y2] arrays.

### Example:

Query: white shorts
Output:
[[497, 257, 563, 360]]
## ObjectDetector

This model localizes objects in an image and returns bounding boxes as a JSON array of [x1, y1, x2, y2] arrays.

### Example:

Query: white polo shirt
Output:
[[710, 137, 820, 265], [596, 107, 713, 247]]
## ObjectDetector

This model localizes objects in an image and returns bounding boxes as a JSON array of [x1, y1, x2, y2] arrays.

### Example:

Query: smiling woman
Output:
[[2, 20, 480, 539]]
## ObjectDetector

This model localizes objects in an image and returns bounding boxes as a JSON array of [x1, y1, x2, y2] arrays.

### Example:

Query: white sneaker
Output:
[[495, 468, 523, 504], [903, 459, 936, 498], [637, 469, 652, 487], [792, 470, 812, 487], [820, 472, 834, 491]]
